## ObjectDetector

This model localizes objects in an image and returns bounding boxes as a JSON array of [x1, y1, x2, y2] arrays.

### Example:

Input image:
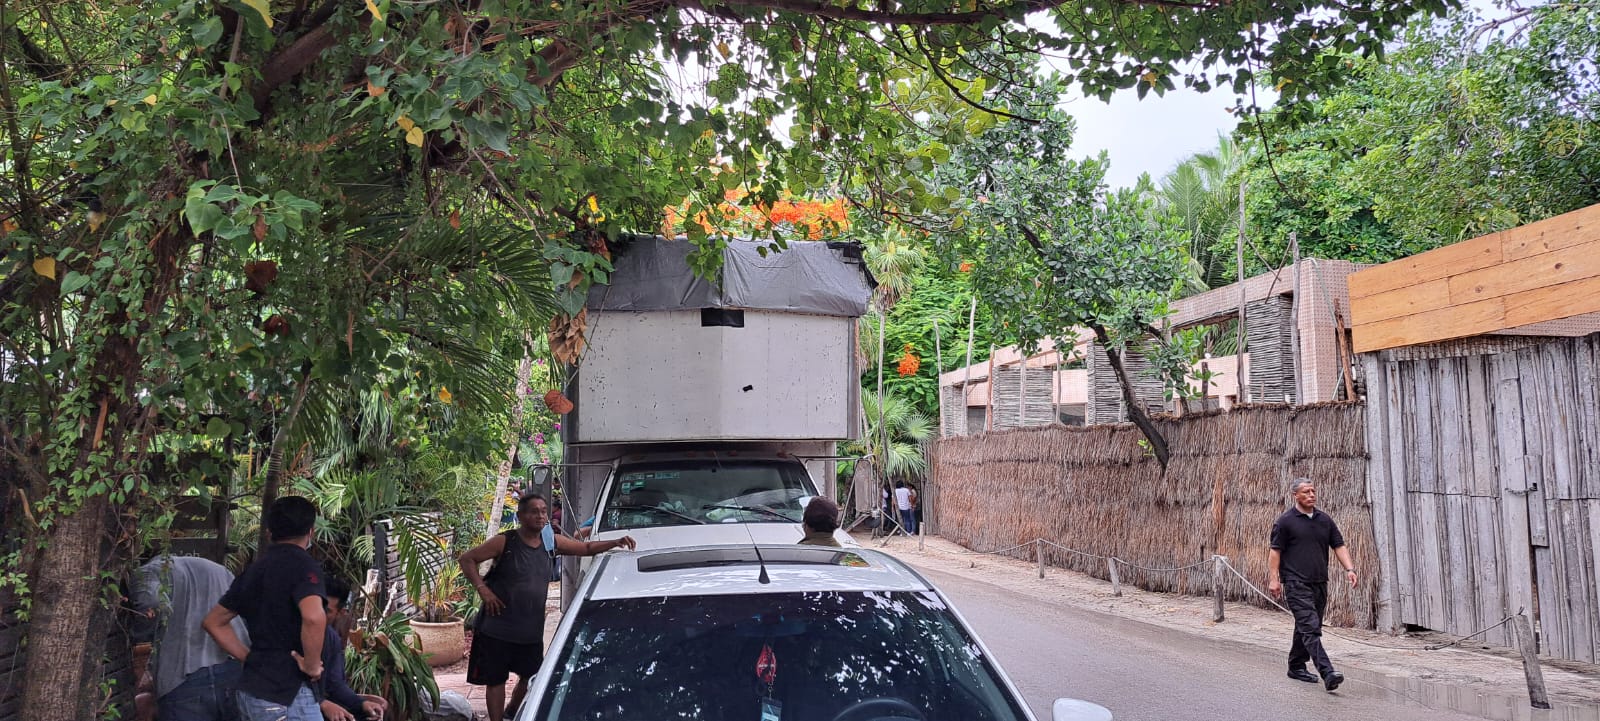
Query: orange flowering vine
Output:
[[896, 343, 921, 377]]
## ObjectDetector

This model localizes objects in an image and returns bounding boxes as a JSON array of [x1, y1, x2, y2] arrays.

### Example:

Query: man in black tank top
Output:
[[458, 494, 635, 721]]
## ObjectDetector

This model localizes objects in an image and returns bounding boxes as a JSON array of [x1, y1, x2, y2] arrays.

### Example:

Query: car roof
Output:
[[584, 545, 934, 600]]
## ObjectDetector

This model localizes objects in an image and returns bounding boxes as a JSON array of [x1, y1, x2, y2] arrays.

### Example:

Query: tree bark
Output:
[[1091, 324, 1170, 468], [257, 368, 316, 551], [19, 494, 115, 721], [487, 346, 535, 537]]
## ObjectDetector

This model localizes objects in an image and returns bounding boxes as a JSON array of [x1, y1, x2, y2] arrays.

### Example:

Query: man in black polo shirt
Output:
[[1268, 478, 1358, 692], [204, 496, 327, 720]]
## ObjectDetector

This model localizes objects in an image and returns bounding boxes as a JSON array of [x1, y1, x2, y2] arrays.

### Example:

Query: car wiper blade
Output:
[[609, 504, 706, 525], [702, 504, 797, 522]]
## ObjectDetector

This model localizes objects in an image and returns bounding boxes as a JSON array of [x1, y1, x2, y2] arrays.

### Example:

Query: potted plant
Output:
[[407, 562, 467, 667], [347, 612, 441, 721]]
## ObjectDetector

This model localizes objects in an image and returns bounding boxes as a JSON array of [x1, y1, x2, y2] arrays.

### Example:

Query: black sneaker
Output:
[[1323, 671, 1345, 692], [1287, 669, 1318, 683]]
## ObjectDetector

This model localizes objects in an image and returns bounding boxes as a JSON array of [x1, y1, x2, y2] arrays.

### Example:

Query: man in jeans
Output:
[[1267, 478, 1359, 692], [132, 554, 248, 721], [204, 497, 327, 720]]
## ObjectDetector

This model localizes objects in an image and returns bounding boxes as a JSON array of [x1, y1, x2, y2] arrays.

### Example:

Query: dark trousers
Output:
[[158, 660, 241, 721], [898, 508, 917, 535], [1284, 581, 1334, 676]]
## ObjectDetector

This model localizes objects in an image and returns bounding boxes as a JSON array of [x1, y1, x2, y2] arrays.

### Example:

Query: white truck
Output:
[[550, 236, 875, 597]]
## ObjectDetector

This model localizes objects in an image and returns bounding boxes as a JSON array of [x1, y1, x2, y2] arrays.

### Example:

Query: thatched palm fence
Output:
[[932, 403, 1376, 628]]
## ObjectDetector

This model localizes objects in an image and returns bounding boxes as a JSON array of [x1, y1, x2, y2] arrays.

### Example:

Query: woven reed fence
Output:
[[933, 403, 1376, 628]]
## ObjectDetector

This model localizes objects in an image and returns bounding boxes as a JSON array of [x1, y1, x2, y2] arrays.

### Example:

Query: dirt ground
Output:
[[867, 532, 1600, 711]]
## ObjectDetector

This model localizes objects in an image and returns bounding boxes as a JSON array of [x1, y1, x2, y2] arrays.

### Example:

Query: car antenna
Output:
[[741, 523, 771, 584]]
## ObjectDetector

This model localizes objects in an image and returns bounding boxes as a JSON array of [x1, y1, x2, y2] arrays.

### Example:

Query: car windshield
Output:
[[535, 590, 1028, 721], [599, 460, 815, 531]]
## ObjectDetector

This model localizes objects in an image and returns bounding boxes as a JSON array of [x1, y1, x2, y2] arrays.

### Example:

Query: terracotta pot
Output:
[[407, 617, 465, 667]]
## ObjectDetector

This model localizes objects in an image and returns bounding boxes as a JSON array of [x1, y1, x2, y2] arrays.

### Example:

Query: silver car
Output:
[[518, 545, 1111, 721]]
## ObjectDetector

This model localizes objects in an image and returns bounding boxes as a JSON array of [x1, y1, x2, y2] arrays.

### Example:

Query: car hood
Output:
[[590, 523, 857, 551]]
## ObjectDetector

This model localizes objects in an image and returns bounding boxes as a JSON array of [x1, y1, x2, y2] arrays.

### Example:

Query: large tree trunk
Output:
[[19, 494, 115, 721], [487, 348, 535, 537]]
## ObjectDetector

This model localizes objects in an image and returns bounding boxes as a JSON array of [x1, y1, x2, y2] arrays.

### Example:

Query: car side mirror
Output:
[[1053, 698, 1113, 721]]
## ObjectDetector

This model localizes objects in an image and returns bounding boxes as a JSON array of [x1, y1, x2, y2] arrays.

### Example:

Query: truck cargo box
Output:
[[567, 237, 874, 444]]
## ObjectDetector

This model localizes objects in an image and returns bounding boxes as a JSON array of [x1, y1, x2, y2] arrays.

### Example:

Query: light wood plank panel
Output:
[[1362, 355, 1402, 633], [1580, 339, 1600, 498], [1437, 359, 1469, 496], [1352, 297, 1505, 354], [1465, 357, 1498, 497], [1471, 495, 1509, 647], [1386, 360, 1420, 623], [1503, 203, 1600, 261], [1349, 278, 1450, 325], [1347, 232, 1504, 300], [1490, 353, 1537, 621], [1444, 494, 1474, 636], [1412, 361, 1440, 494], [1414, 491, 1448, 631], [1448, 236, 1600, 306], [1502, 274, 1600, 330]]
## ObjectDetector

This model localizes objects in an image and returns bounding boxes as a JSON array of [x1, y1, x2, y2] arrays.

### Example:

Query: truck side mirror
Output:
[[531, 466, 553, 487]]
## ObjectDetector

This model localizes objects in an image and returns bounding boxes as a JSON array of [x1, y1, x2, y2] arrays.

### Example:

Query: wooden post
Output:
[[1334, 301, 1356, 400], [1213, 555, 1227, 622], [933, 318, 946, 438], [1288, 232, 1301, 404], [875, 311, 891, 533], [929, 318, 945, 540], [960, 297, 977, 436], [1235, 181, 1249, 404], [1036, 540, 1045, 579], [985, 345, 997, 433], [1107, 557, 1122, 597], [1512, 613, 1552, 709]]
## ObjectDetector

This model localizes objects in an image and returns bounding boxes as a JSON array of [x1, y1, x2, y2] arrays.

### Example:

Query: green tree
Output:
[[1239, 4, 1600, 265], [911, 79, 1189, 463], [0, 0, 1453, 715]]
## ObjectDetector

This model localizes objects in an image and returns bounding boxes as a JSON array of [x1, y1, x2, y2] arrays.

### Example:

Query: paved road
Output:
[[920, 567, 1534, 721]]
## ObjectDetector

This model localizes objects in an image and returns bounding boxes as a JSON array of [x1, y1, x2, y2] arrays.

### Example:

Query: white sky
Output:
[[1057, 86, 1248, 191]]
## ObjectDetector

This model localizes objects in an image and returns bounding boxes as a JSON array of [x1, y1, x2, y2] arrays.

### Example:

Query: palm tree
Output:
[[845, 388, 935, 481], [1158, 133, 1251, 294], [862, 228, 927, 310]]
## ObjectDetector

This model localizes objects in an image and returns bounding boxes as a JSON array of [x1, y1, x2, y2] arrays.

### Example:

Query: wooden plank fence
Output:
[[1365, 332, 1600, 661]]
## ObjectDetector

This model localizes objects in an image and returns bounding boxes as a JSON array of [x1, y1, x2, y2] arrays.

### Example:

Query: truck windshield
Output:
[[536, 590, 1029, 721], [599, 460, 814, 531]]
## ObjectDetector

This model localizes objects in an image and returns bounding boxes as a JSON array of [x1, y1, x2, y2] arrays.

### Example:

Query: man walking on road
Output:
[[459, 494, 635, 721], [1268, 478, 1358, 692]]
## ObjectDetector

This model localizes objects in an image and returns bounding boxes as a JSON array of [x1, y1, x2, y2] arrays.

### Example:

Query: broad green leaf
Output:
[[60, 271, 90, 294], [204, 417, 231, 439], [239, 0, 272, 28]]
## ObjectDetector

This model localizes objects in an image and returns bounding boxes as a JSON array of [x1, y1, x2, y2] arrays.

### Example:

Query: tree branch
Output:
[[688, 0, 1216, 27], [8, 28, 69, 80], [252, 15, 371, 114], [1089, 323, 1170, 468]]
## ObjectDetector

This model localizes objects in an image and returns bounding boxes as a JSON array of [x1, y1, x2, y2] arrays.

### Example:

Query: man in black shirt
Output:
[[1268, 478, 1358, 692], [204, 496, 327, 721]]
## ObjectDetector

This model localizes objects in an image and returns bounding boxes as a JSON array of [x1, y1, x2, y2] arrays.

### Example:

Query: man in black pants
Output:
[[1268, 478, 1358, 692]]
